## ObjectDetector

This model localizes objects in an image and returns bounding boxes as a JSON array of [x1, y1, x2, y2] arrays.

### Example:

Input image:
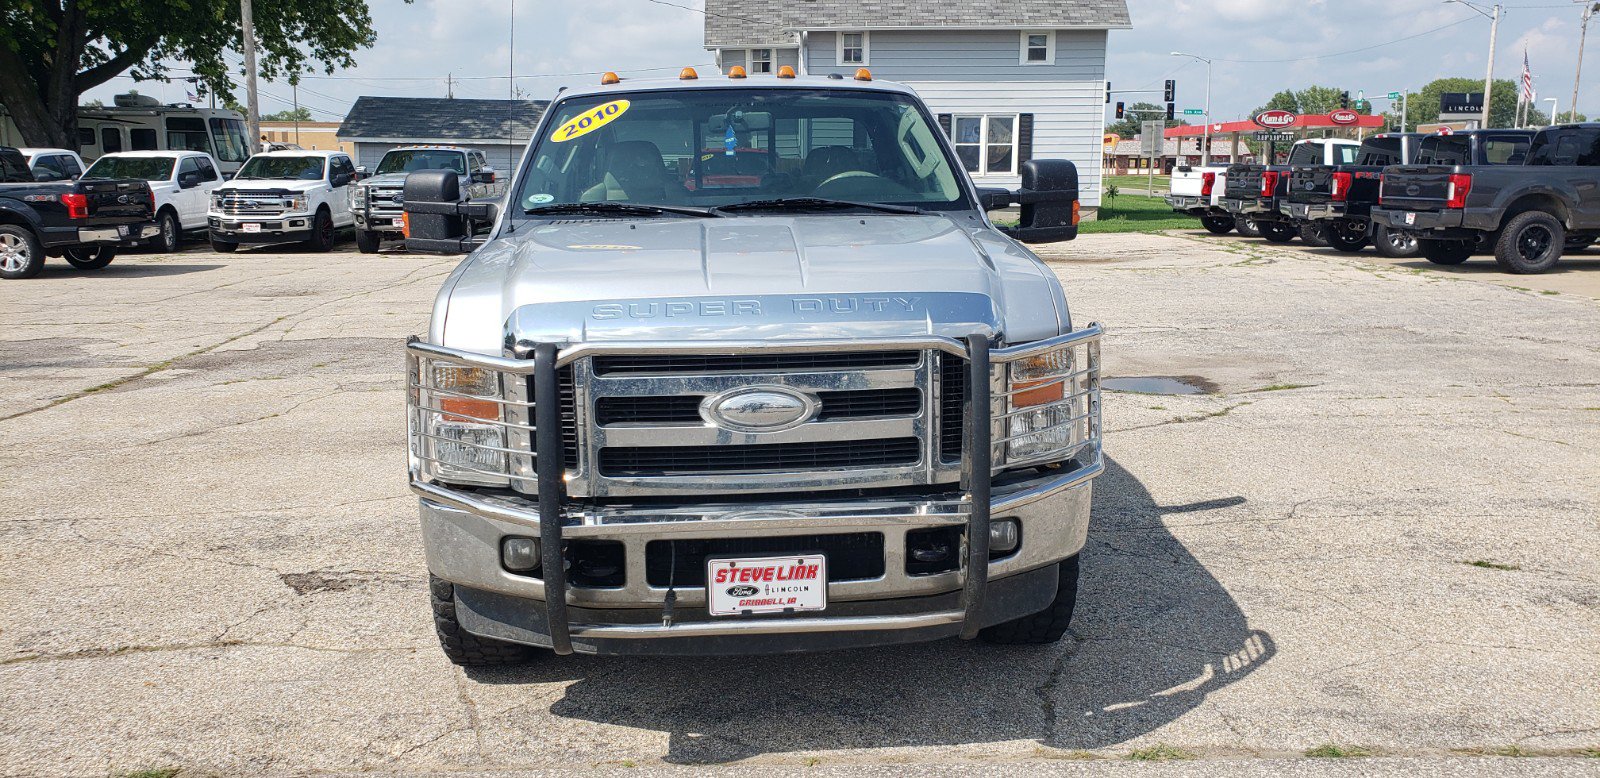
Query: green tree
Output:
[[0, 1, 392, 148], [263, 106, 311, 122], [1384, 77, 1544, 130], [1252, 85, 1372, 117], [1107, 102, 1187, 138]]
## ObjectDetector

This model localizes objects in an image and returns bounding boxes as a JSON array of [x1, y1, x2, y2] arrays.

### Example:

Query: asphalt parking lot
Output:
[[1, 233, 1597, 777]]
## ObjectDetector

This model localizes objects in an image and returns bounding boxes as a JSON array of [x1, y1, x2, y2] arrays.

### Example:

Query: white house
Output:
[[703, 0, 1131, 212]]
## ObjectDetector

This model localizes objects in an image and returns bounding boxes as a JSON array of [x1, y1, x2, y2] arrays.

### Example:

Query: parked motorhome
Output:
[[1, 93, 251, 177]]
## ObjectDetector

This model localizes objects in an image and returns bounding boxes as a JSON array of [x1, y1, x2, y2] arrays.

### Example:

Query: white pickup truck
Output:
[[206, 149, 358, 252], [1166, 165, 1233, 234], [82, 151, 225, 252]]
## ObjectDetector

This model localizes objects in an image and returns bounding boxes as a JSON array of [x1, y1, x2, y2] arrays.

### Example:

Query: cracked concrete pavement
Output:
[[0, 234, 1596, 777]]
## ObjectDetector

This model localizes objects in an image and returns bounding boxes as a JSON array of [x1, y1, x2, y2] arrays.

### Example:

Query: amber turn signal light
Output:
[[600, 71, 621, 85], [680, 67, 698, 80], [777, 65, 797, 79]]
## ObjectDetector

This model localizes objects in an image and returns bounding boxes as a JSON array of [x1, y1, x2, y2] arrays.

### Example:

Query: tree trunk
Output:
[[0, 4, 92, 150]]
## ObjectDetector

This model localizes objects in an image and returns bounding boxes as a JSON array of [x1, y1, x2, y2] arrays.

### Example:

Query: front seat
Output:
[[581, 140, 676, 203], [800, 146, 859, 188]]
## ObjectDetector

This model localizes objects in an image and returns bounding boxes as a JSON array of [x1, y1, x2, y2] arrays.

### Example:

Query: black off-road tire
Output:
[[1299, 223, 1329, 247], [1373, 225, 1419, 258], [430, 575, 538, 666], [0, 225, 46, 279], [1260, 221, 1297, 243], [210, 235, 238, 253], [979, 556, 1080, 645], [1325, 222, 1370, 253], [1494, 211, 1565, 274], [149, 210, 181, 254], [1200, 215, 1234, 235], [304, 209, 337, 253], [355, 229, 381, 254], [63, 245, 116, 270], [1419, 238, 1474, 265], [1234, 216, 1262, 238]]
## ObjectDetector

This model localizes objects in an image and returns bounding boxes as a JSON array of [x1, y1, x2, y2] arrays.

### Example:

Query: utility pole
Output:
[[291, 81, 301, 145], [1447, 1, 1502, 128], [241, 0, 261, 154], [446, 73, 454, 99], [1572, 2, 1597, 123]]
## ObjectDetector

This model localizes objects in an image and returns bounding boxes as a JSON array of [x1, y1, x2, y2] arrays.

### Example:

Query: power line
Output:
[[1209, 16, 1479, 63]]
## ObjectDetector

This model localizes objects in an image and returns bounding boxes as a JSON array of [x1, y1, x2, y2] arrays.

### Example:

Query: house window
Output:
[[748, 48, 773, 74], [838, 31, 868, 66], [951, 114, 1017, 175], [1021, 31, 1055, 65]]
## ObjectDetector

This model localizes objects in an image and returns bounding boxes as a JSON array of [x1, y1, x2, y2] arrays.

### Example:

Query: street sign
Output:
[[1183, 108, 1204, 116], [1387, 91, 1402, 100], [1140, 120, 1165, 156], [1253, 131, 1296, 142]]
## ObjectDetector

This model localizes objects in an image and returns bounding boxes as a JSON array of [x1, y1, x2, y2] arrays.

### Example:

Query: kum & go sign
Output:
[[1254, 110, 1297, 129]]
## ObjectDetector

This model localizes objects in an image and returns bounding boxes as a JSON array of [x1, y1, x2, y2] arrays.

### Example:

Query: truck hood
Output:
[[216, 179, 326, 193], [433, 213, 1069, 353]]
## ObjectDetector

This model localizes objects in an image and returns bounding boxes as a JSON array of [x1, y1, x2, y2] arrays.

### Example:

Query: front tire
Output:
[[303, 209, 337, 253], [355, 229, 381, 254], [1234, 216, 1262, 238], [1260, 221, 1297, 243], [1419, 238, 1474, 265], [210, 236, 238, 253], [0, 225, 45, 279], [63, 245, 116, 270], [149, 210, 180, 254], [1494, 211, 1565, 274], [430, 575, 539, 666], [1200, 215, 1234, 235], [1373, 226, 1419, 258], [980, 556, 1080, 645]]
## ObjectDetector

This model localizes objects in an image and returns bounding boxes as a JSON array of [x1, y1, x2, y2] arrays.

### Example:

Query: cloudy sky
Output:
[[82, 0, 1600, 123]]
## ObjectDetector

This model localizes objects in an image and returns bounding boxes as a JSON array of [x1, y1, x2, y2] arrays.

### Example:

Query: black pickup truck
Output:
[[1365, 127, 1600, 272], [1223, 138, 1361, 242], [1284, 133, 1426, 255], [0, 145, 155, 279]]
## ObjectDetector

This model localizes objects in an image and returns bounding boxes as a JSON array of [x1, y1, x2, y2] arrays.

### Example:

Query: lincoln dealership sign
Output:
[[1254, 110, 1297, 129]]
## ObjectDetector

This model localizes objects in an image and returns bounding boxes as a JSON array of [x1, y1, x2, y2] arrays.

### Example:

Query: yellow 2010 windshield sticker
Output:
[[551, 100, 630, 142]]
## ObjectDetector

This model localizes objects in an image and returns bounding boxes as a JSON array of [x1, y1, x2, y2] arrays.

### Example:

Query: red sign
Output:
[[1437, 127, 1455, 135], [1254, 110, 1297, 129], [1329, 110, 1359, 126]]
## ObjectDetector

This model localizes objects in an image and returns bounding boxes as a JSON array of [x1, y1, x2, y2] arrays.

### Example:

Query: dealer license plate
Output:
[[706, 554, 827, 616], [1405, 213, 1416, 225], [241, 223, 262, 233], [116, 225, 130, 238]]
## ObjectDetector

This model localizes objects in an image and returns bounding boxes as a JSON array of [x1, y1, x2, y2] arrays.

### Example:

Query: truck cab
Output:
[[82, 150, 226, 253], [398, 70, 1099, 664], [348, 145, 506, 254], [17, 148, 87, 182], [1223, 138, 1360, 242], [206, 149, 357, 252]]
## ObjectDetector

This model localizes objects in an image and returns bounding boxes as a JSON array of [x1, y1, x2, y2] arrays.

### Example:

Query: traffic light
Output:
[[1341, 91, 1350, 109], [1195, 137, 1203, 152], [1106, 82, 1112, 104], [1166, 102, 1175, 121], [1165, 80, 1176, 102], [1115, 101, 1125, 119]]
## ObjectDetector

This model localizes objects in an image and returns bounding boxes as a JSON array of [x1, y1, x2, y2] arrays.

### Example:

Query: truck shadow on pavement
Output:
[[35, 262, 225, 279], [471, 457, 1274, 763]]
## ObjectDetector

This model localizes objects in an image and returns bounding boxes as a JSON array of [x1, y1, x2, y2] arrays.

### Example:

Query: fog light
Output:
[[989, 519, 1020, 554], [501, 536, 541, 572]]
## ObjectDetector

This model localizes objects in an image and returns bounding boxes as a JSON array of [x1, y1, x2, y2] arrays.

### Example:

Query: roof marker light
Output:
[[600, 72, 621, 85], [854, 68, 872, 81], [680, 67, 699, 80], [728, 65, 747, 79], [777, 65, 796, 79]]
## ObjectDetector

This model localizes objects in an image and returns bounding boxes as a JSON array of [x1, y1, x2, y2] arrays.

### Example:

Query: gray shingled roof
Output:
[[705, 0, 1131, 48], [337, 96, 550, 142]]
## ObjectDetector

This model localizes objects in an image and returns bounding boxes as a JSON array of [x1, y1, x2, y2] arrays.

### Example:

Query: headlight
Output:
[[210, 193, 224, 209], [287, 196, 308, 212], [1003, 348, 1088, 464], [416, 363, 508, 484], [349, 188, 362, 208]]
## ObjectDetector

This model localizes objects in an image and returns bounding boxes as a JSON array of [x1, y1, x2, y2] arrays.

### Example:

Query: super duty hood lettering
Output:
[[591, 296, 923, 320]]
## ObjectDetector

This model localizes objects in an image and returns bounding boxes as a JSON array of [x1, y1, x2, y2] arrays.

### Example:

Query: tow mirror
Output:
[[990, 159, 1080, 244], [472, 168, 496, 184], [403, 170, 499, 254]]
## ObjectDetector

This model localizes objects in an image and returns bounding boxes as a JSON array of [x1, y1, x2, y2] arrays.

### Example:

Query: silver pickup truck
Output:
[[349, 145, 505, 253], [400, 71, 1103, 664]]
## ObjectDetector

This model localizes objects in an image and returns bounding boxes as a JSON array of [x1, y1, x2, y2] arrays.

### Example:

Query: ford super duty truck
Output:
[[400, 70, 1102, 664], [348, 145, 506, 254], [0, 145, 155, 279], [1166, 164, 1233, 234], [1369, 125, 1593, 273], [1223, 138, 1361, 243]]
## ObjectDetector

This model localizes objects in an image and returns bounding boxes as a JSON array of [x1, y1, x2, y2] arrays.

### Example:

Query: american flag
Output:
[[1521, 49, 1536, 104]]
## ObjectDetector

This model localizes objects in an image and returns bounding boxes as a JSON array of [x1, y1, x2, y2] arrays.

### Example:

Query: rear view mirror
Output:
[[403, 170, 499, 254], [179, 171, 201, 188], [993, 159, 1080, 244]]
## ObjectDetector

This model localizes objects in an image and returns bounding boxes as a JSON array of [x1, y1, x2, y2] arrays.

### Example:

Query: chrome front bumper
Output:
[[410, 327, 1103, 654]]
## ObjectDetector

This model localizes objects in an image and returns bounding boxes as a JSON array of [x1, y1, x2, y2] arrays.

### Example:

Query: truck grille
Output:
[[594, 388, 920, 426], [645, 533, 885, 586], [217, 190, 293, 217], [600, 438, 921, 477], [364, 186, 405, 217]]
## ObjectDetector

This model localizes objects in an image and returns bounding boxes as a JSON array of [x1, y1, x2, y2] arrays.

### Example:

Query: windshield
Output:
[[83, 156, 175, 181], [514, 88, 968, 215], [376, 149, 467, 175], [234, 155, 325, 181]]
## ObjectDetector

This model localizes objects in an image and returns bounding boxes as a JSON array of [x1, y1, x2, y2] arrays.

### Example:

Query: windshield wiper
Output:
[[712, 197, 923, 216], [523, 202, 718, 218]]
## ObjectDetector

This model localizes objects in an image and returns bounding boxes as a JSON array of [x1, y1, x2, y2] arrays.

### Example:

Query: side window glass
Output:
[[1287, 143, 1318, 165], [101, 127, 123, 153], [196, 157, 219, 181], [61, 156, 83, 178], [131, 128, 158, 151], [179, 157, 200, 179], [1577, 129, 1600, 166]]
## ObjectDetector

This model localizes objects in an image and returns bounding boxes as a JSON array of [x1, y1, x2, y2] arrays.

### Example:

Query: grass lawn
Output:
[[1103, 174, 1171, 193], [1079, 193, 1201, 234]]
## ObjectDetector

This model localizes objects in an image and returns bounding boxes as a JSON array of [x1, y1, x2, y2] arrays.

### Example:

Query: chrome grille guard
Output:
[[405, 325, 1102, 654]]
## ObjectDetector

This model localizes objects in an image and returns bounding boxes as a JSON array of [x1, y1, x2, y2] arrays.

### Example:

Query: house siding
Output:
[[801, 30, 1108, 206]]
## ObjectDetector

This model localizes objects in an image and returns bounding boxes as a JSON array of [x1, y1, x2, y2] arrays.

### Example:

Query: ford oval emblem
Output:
[[701, 387, 818, 433], [726, 585, 760, 597], [393, 193, 404, 204], [1406, 184, 1421, 196]]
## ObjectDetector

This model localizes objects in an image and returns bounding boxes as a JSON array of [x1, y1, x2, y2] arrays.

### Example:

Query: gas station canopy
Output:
[[1164, 113, 1386, 138]]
